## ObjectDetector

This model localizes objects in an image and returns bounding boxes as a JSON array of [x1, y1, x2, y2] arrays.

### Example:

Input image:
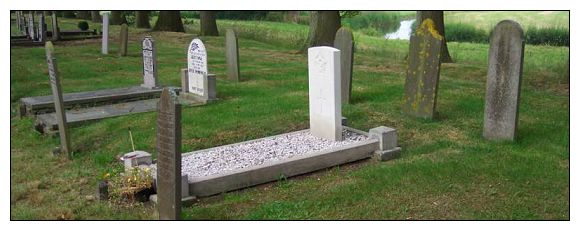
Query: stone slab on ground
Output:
[[35, 98, 160, 134], [183, 127, 378, 197], [20, 86, 164, 117]]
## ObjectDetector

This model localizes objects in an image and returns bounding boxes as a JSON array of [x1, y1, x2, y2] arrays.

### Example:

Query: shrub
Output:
[[77, 21, 89, 31], [526, 26, 569, 46], [445, 23, 488, 44]]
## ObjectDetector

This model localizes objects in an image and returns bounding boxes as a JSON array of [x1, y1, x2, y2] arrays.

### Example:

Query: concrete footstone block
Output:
[[122, 151, 152, 171], [369, 126, 401, 162]]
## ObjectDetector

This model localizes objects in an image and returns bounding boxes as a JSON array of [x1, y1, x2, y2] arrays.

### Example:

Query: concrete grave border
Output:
[[185, 126, 380, 197]]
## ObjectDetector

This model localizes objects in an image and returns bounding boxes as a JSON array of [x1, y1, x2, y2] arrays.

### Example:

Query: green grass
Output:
[[10, 13, 569, 220], [445, 11, 569, 31]]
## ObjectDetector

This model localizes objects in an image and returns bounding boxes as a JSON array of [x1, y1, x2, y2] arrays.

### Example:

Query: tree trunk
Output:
[[153, 11, 184, 32], [285, 11, 299, 23], [62, 11, 76, 18], [303, 11, 341, 51], [416, 11, 453, 63], [76, 11, 91, 20], [200, 11, 219, 36], [111, 11, 127, 25], [135, 11, 151, 28], [91, 11, 102, 23]]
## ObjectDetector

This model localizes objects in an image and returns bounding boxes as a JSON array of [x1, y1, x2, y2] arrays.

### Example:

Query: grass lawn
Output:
[[10, 13, 569, 220]]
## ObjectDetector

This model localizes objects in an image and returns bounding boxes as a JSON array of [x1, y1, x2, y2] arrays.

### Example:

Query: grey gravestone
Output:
[[402, 19, 443, 119], [226, 29, 240, 82], [141, 36, 158, 89], [38, 12, 46, 42], [483, 20, 525, 141], [51, 11, 59, 41], [180, 68, 188, 93], [334, 27, 354, 104], [101, 11, 110, 54], [28, 12, 35, 40], [156, 88, 182, 220], [45, 42, 72, 158], [119, 24, 128, 56]]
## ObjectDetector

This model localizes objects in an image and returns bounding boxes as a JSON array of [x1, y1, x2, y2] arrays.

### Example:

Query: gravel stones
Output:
[[181, 129, 368, 180]]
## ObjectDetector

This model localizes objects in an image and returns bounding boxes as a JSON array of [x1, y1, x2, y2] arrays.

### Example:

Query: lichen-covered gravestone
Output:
[[119, 24, 128, 56], [483, 20, 525, 141], [141, 36, 158, 89], [226, 29, 240, 82], [334, 27, 354, 104], [308, 46, 342, 141], [402, 19, 443, 119], [156, 88, 182, 220], [45, 42, 72, 158], [187, 38, 216, 101]]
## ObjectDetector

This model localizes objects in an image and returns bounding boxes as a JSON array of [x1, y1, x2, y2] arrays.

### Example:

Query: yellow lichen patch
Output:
[[417, 19, 443, 40]]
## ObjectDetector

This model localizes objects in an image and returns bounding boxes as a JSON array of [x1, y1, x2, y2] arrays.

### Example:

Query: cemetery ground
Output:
[[10, 16, 569, 220]]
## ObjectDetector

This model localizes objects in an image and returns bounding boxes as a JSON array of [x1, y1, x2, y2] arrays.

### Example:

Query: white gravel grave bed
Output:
[[182, 129, 369, 180]]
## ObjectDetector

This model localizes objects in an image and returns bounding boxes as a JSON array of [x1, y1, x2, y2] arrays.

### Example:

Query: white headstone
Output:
[[101, 12, 110, 54], [187, 38, 208, 97], [308, 46, 342, 141], [141, 36, 158, 89]]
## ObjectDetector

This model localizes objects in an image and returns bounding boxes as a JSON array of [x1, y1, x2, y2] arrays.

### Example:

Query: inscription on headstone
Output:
[[187, 38, 208, 97], [483, 20, 525, 141], [226, 29, 240, 82], [45, 42, 72, 158], [308, 46, 342, 141], [402, 19, 443, 119], [334, 27, 355, 104], [156, 88, 182, 220], [141, 36, 158, 89], [119, 24, 128, 56]]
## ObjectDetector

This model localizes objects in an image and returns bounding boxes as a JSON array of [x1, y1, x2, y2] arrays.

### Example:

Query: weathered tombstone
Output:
[[28, 12, 35, 40], [180, 68, 188, 93], [141, 36, 158, 89], [225, 29, 240, 82], [45, 42, 72, 158], [119, 24, 128, 56], [100, 11, 110, 54], [402, 19, 443, 119], [308, 46, 342, 141], [37, 12, 46, 42], [483, 20, 525, 141], [156, 88, 182, 220], [333, 27, 354, 104], [15, 11, 22, 32], [51, 11, 59, 41], [187, 38, 216, 101]]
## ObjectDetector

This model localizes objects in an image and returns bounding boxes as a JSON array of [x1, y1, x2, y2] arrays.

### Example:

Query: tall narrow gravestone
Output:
[[308, 46, 342, 141], [38, 12, 46, 42], [28, 12, 35, 41], [334, 27, 354, 104], [483, 20, 525, 141], [156, 88, 182, 220], [187, 38, 216, 101], [100, 11, 110, 54], [45, 42, 72, 158], [141, 36, 158, 89], [226, 29, 240, 82], [402, 19, 443, 119], [119, 24, 128, 56], [51, 11, 59, 41]]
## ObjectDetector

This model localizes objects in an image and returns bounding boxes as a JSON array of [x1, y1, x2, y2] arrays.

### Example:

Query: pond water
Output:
[[384, 19, 416, 40]]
